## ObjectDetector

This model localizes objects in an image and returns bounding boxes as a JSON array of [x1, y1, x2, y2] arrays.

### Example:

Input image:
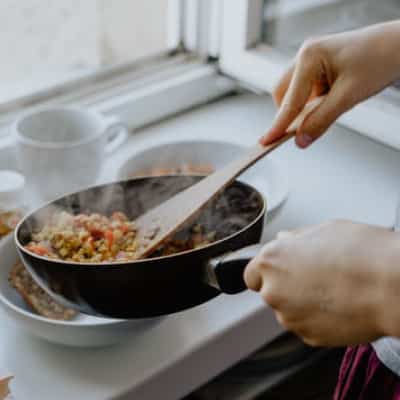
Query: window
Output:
[[219, 0, 400, 149], [0, 1, 235, 142], [262, 0, 400, 56], [1, 0, 176, 104], [5, 1, 400, 151]]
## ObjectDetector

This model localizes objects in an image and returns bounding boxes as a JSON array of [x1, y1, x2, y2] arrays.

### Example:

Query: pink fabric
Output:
[[334, 345, 400, 400]]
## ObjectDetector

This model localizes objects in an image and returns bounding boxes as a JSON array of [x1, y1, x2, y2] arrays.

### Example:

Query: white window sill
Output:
[[0, 60, 236, 172]]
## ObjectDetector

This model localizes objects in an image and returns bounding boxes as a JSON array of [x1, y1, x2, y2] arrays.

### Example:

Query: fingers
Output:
[[244, 241, 278, 292], [244, 256, 263, 292], [245, 230, 300, 291], [245, 225, 311, 293], [244, 237, 284, 293], [295, 78, 354, 147], [272, 65, 294, 107], [260, 57, 316, 145]]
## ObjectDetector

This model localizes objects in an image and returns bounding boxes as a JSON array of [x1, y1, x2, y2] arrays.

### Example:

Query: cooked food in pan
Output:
[[9, 261, 76, 320], [26, 211, 137, 262], [25, 211, 216, 262], [16, 176, 264, 318]]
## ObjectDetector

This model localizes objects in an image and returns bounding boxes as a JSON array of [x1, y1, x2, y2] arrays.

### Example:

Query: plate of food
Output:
[[0, 234, 162, 347], [116, 140, 289, 213]]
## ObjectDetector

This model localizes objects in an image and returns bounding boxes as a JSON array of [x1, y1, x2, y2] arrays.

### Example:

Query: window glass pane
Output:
[[262, 0, 400, 96], [1, 0, 174, 103], [262, 0, 400, 56]]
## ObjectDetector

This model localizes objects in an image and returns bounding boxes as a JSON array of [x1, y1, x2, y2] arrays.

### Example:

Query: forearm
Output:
[[357, 20, 400, 84], [376, 231, 400, 338], [262, 19, 400, 147]]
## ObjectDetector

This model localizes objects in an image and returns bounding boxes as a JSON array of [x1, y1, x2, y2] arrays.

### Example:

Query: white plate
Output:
[[117, 140, 289, 213], [0, 235, 162, 347]]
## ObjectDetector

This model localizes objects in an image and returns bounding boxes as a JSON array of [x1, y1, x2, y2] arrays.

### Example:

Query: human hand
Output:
[[244, 220, 400, 346], [260, 21, 400, 148]]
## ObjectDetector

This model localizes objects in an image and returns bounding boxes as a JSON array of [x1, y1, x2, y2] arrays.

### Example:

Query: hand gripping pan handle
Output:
[[204, 244, 264, 294]]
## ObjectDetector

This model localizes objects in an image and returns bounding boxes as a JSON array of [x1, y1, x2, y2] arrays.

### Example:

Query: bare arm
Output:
[[261, 21, 400, 148]]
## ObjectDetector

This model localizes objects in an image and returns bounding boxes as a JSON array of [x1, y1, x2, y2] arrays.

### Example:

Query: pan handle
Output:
[[204, 244, 264, 294]]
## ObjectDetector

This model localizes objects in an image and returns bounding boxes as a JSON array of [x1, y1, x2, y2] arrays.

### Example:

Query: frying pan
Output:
[[15, 175, 265, 319]]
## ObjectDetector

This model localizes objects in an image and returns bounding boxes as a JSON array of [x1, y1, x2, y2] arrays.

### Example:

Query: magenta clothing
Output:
[[334, 345, 400, 400]]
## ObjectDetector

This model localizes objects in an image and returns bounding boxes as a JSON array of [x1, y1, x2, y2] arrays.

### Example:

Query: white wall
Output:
[[99, 0, 168, 64], [0, 0, 167, 101]]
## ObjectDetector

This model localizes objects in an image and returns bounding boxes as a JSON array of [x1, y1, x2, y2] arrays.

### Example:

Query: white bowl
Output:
[[117, 140, 289, 213], [0, 235, 162, 347]]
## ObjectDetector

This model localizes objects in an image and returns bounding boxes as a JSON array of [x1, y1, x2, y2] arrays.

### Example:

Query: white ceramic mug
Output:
[[15, 107, 128, 204]]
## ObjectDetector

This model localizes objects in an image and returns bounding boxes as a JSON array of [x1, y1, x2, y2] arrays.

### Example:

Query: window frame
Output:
[[219, 0, 400, 150], [182, 0, 221, 58], [0, 1, 236, 155], [1, 1, 182, 108], [0, 56, 236, 158]]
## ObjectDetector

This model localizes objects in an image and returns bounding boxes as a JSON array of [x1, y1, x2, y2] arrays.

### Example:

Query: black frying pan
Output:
[[15, 175, 265, 319]]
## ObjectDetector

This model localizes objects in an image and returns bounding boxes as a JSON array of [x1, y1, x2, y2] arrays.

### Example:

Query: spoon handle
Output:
[[135, 96, 325, 258], [175, 95, 325, 209]]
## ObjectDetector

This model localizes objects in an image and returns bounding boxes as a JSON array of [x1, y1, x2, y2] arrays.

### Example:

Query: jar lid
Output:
[[0, 170, 25, 209]]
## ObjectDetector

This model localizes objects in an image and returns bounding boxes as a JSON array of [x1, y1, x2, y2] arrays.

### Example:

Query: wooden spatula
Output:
[[134, 96, 324, 259]]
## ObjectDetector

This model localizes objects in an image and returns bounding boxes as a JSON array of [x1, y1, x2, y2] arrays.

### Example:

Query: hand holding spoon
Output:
[[134, 96, 325, 259]]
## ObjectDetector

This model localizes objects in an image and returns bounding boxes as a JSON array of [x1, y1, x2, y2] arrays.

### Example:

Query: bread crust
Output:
[[0, 372, 13, 400], [8, 262, 76, 320]]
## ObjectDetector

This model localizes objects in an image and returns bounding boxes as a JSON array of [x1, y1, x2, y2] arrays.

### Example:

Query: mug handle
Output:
[[104, 115, 128, 155]]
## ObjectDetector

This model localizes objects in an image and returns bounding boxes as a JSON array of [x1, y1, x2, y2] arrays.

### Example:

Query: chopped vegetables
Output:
[[26, 211, 138, 262], [26, 244, 51, 257], [25, 211, 216, 263]]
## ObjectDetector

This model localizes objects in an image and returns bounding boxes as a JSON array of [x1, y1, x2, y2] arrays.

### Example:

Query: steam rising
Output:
[[19, 173, 263, 249]]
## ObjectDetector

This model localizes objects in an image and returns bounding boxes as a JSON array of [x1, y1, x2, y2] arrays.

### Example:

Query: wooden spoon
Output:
[[134, 96, 324, 259]]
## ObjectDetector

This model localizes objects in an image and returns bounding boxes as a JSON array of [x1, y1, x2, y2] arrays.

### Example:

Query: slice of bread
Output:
[[8, 261, 76, 321]]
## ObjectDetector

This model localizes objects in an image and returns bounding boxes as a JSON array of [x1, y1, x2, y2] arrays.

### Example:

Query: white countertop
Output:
[[1, 92, 400, 400]]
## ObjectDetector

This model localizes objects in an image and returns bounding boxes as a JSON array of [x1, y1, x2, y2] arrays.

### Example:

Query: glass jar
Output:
[[0, 170, 26, 240]]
